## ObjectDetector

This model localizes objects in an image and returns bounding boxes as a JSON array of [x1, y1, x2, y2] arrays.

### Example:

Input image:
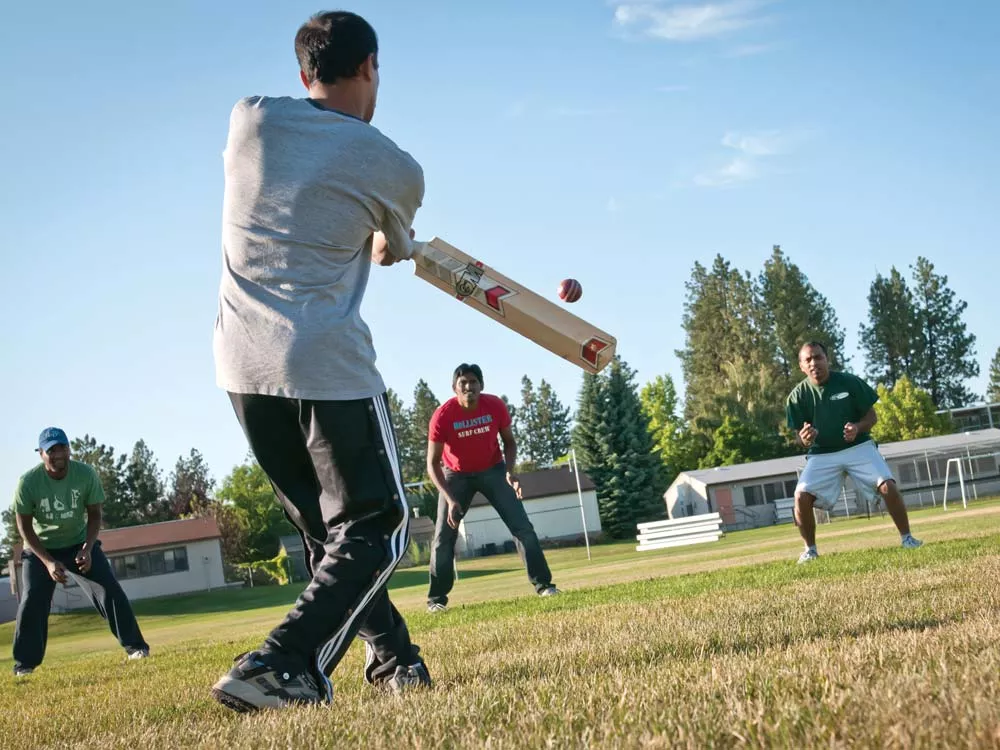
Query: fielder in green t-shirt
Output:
[[784, 342, 923, 564], [10, 427, 149, 676]]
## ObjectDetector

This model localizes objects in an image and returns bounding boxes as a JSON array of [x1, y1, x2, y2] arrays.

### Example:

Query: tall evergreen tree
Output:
[[859, 268, 919, 390], [121, 439, 164, 525], [581, 358, 664, 538], [909, 257, 979, 407], [386, 388, 419, 482], [759, 245, 847, 380], [403, 379, 440, 482], [70, 434, 128, 527], [1, 508, 19, 572], [571, 372, 604, 472], [536, 379, 572, 464], [988, 347, 1000, 403], [515, 376, 572, 466], [677, 255, 778, 428], [516, 376, 546, 465], [500, 394, 518, 444], [166, 449, 214, 518]]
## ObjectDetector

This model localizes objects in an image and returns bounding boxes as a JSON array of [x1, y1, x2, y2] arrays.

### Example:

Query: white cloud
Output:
[[695, 128, 805, 187], [613, 0, 772, 42], [720, 130, 787, 156], [694, 156, 757, 186]]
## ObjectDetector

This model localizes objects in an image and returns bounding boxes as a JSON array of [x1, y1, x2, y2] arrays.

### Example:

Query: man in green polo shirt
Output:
[[11, 427, 150, 676], [786, 342, 923, 564]]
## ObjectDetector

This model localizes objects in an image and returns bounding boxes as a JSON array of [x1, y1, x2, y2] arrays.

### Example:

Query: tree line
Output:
[[3, 247, 995, 566]]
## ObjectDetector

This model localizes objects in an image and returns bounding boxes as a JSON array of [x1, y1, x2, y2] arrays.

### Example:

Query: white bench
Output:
[[775, 498, 796, 523], [635, 513, 724, 552]]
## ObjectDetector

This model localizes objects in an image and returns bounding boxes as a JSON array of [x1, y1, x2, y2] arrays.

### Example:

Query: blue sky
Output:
[[2, 1, 998, 499]]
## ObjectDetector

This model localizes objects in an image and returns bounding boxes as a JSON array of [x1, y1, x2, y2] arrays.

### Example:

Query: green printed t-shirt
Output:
[[785, 371, 880, 455], [13, 460, 105, 549]]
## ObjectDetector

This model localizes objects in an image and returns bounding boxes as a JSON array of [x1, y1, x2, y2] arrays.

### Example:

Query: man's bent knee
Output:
[[877, 479, 898, 497], [794, 491, 815, 524]]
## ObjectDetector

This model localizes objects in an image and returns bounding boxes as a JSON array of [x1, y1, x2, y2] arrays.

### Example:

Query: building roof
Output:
[[13, 516, 222, 560], [671, 429, 1000, 489], [470, 465, 594, 508]]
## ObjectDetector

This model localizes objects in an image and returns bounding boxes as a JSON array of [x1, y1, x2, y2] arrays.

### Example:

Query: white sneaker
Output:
[[797, 547, 819, 564], [538, 586, 561, 597], [901, 534, 923, 549], [427, 602, 447, 613], [127, 648, 150, 660]]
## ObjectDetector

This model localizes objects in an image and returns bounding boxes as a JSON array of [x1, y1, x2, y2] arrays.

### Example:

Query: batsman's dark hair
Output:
[[452, 363, 484, 388], [799, 340, 828, 357], [295, 11, 378, 85]]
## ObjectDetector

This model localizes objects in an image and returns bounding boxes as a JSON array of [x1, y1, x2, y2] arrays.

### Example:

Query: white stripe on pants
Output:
[[313, 395, 411, 684]]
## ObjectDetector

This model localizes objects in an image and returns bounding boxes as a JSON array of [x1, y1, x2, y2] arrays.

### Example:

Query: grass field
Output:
[[2, 501, 999, 749]]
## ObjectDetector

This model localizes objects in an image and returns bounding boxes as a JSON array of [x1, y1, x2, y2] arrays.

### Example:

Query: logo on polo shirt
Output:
[[831, 392, 849, 400]]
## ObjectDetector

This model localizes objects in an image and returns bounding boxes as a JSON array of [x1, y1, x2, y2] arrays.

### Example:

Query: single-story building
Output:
[[664, 429, 1000, 530], [10, 517, 227, 613], [937, 401, 1000, 432], [455, 465, 601, 558]]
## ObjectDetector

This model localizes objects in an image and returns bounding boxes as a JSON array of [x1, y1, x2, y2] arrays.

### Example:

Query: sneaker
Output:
[[901, 534, 924, 549], [127, 648, 150, 660], [427, 602, 447, 613], [387, 662, 432, 694], [211, 651, 324, 713], [13, 666, 33, 677], [538, 585, 561, 597], [797, 547, 819, 564]]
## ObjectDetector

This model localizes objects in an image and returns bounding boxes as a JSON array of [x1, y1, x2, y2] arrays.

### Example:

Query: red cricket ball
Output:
[[558, 278, 582, 303]]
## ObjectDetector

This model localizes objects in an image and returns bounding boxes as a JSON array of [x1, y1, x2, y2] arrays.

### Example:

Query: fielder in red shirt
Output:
[[425, 363, 559, 610]]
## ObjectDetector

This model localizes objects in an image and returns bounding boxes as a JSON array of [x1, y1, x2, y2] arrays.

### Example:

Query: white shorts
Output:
[[795, 441, 895, 511]]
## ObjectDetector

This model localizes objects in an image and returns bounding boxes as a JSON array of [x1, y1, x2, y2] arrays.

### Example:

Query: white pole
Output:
[[924, 451, 936, 506], [571, 449, 591, 561], [966, 447, 979, 500], [943, 460, 952, 510], [957, 461, 968, 509]]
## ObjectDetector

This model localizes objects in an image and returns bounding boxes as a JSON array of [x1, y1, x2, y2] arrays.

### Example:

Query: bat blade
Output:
[[411, 237, 616, 373]]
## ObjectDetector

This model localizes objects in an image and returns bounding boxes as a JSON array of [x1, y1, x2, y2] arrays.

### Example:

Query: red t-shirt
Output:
[[428, 394, 511, 473]]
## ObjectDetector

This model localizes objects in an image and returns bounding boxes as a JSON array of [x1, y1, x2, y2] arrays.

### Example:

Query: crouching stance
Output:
[[786, 342, 923, 564], [12, 427, 149, 676], [425, 363, 559, 612]]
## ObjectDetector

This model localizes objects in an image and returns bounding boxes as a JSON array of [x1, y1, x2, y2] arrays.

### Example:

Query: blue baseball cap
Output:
[[38, 427, 69, 452]]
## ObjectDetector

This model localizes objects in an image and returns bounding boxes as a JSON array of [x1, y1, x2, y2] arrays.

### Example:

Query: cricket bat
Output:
[[410, 236, 616, 373]]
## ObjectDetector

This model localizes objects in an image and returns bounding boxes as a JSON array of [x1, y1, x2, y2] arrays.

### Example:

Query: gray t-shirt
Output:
[[213, 96, 424, 400]]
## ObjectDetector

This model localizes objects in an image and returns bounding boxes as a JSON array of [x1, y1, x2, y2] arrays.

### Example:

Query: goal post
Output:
[[942, 458, 967, 510]]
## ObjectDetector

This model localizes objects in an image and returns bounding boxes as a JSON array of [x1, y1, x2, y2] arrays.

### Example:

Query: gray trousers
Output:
[[13, 541, 148, 670], [427, 462, 553, 605]]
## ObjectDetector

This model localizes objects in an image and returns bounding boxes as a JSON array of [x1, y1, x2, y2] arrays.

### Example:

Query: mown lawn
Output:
[[1, 501, 998, 749]]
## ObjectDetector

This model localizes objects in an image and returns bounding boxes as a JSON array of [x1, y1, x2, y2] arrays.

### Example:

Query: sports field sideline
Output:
[[2, 500, 999, 749]]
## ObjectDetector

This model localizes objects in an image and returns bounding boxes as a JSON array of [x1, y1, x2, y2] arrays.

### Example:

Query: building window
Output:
[[742, 478, 796, 506], [111, 547, 190, 580], [897, 463, 917, 484], [742, 485, 764, 506]]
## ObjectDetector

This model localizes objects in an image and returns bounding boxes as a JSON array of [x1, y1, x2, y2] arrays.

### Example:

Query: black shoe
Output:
[[211, 651, 324, 713], [387, 662, 432, 694], [13, 666, 33, 677]]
